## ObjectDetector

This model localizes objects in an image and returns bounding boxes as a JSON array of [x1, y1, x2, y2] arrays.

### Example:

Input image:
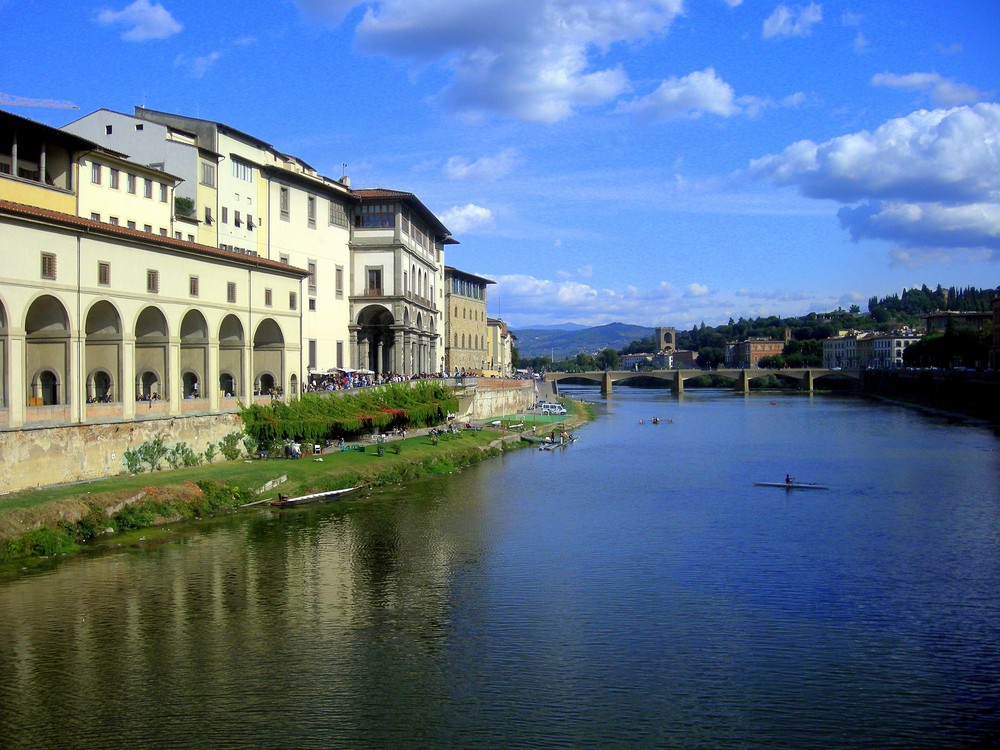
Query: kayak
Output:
[[753, 481, 829, 490]]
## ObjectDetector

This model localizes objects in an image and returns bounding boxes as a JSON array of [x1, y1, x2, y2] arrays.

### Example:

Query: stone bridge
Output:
[[545, 368, 860, 395]]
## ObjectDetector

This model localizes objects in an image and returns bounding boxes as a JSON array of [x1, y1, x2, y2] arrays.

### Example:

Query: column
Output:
[[122, 334, 136, 419], [8, 335, 25, 428], [674, 370, 684, 395]]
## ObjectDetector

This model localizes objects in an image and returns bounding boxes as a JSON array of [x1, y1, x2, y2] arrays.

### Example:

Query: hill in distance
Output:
[[514, 322, 654, 360]]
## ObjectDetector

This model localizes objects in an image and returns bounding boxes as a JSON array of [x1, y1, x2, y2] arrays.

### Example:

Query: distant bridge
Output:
[[545, 368, 860, 395]]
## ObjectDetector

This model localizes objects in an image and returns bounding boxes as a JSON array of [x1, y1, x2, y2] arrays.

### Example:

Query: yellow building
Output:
[[444, 266, 493, 373]]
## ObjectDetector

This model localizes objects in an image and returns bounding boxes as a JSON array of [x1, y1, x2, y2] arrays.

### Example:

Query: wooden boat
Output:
[[270, 484, 366, 507], [753, 481, 829, 490]]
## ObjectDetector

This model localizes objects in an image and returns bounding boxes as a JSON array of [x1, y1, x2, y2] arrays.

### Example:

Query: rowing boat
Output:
[[753, 481, 829, 490], [270, 484, 367, 507]]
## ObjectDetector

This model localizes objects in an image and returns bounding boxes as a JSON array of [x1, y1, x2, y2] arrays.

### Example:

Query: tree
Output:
[[596, 348, 620, 370]]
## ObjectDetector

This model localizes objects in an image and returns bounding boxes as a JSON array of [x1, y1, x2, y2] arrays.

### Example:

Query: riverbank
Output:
[[0, 399, 591, 566]]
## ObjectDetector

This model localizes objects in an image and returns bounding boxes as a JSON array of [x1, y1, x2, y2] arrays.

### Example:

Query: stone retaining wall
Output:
[[0, 414, 243, 495]]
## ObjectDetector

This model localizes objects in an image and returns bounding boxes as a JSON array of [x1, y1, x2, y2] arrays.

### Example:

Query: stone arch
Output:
[[356, 304, 395, 375], [25, 295, 70, 406], [86, 368, 115, 402], [253, 318, 284, 395], [180, 309, 209, 398], [85, 300, 122, 403], [219, 314, 245, 397], [135, 306, 169, 400]]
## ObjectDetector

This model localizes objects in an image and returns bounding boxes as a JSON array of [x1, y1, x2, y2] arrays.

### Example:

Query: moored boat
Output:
[[270, 484, 367, 507]]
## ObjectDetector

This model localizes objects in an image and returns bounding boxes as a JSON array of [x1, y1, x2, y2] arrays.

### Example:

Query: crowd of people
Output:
[[305, 370, 482, 393]]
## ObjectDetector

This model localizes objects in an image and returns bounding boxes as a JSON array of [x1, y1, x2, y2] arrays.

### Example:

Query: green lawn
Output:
[[0, 428, 504, 512]]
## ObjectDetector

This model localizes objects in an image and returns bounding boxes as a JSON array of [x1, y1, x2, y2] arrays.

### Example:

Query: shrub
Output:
[[122, 448, 144, 474], [219, 432, 244, 461], [203, 442, 217, 463]]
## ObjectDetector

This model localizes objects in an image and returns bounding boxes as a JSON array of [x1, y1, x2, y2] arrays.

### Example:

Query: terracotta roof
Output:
[[0, 199, 309, 278]]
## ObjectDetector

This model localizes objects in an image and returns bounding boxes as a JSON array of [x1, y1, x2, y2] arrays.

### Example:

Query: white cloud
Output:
[[762, 3, 822, 39], [722, 0, 744, 7], [618, 68, 740, 121], [440, 203, 495, 233], [871, 71, 987, 107], [748, 103, 1000, 262], [344, 0, 684, 123], [174, 36, 257, 78], [444, 148, 521, 181], [97, 0, 182, 41], [852, 32, 868, 53], [492, 274, 841, 328]]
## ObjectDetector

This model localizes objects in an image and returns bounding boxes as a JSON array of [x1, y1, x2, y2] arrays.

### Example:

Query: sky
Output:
[[2, 0, 998, 329]]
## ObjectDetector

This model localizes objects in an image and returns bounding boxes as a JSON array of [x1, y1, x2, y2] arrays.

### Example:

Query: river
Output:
[[1, 388, 998, 749]]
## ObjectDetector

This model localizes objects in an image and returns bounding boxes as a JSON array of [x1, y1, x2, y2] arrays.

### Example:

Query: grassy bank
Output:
[[0, 397, 592, 565]]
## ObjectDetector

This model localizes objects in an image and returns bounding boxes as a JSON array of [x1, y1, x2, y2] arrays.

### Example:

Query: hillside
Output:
[[514, 322, 654, 359]]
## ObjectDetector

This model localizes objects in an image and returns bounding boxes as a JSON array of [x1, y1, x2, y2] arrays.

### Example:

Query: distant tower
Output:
[[656, 327, 676, 353]]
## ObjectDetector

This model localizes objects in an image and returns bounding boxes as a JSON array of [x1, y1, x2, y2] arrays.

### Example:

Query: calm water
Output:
[[1, 389, 998, 749]]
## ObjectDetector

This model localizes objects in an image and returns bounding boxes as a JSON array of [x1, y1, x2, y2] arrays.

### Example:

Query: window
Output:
[[90, 212, 101, 222], [135, 123, 144, 131], [109, 168, 119, 189], [289, 291, 298, 310], [279, 187, 290, 220], [144, 224, 152, 233], [127, 173, 136, 194], [329, 201, 348, 228], [159, 228, 168, 236], [221, 206, 228, 224], [187, 234, 194, 242], [204, 206, 213, 225], [144, 178, 153, 199], [336, 341, 344, 369], [335, 265, 344, 299], [307, 196, 316, 227], [98, 261, 110, 286], [109, 216, 119, 226], [127, 220, 136, 230], [307, 261, 317, 294], [41, 252, 57, 280], [279, 254, 289, 265], [174, 231, 182, 240], [247, 214, 255, 230], [105, 124, 113, 135], [232, 159, 254, 182], [159, 183, 168, 202], [264, 288, 273, 307], [91, 162, 101, 184], [356, 204, 394, 228], [200, 161, 216, 187], [227, 282, 237, 304], [147, 269, 159, 293], [234, 210, 242, 227], [308, 340, 317, 370], [308, 298, 316, 311], [367, 268, 382, 295]]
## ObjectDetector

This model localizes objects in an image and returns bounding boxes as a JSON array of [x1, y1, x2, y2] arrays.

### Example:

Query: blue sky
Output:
[[2, 0, 998, 329]]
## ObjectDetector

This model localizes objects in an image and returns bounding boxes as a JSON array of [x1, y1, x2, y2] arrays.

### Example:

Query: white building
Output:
[[63, 107, 355, 378]]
